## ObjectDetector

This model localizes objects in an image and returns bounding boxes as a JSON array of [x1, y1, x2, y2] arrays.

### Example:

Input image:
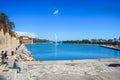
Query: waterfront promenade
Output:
[[0, 44, 120, 80], [100, 45, 120, 51], [16, 58, 120, 80]]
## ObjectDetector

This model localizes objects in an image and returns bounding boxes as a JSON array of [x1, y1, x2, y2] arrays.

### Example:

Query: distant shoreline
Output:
[[25, 43, 120, 51], [100, 45, 120, 51]]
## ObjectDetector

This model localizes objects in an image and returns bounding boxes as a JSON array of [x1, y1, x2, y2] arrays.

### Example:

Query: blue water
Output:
[[26, 43, 120, 61]]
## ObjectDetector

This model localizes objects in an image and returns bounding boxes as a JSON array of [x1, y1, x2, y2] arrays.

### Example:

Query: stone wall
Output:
[[0, 23, 19, 49], [19, 36, 33, 44], [20, 39, 33, 44]]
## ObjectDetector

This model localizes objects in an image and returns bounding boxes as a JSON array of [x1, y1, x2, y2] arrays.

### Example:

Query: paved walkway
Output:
[[16, 58, 120, 80]]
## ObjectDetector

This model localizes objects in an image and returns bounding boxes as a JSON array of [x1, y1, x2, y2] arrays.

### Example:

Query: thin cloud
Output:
[[16, 31, 38, 38], [53, 10, 59, 15]]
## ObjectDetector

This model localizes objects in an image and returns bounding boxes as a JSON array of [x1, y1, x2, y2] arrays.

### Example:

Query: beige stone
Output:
[[0, 24, 19, 50]]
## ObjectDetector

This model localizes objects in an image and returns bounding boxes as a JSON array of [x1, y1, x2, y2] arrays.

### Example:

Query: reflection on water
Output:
[[54, 44, 58, 56]]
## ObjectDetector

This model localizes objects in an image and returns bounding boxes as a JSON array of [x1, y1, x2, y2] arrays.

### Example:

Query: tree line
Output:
[[62, 38, 120, 47], [33, 38, 50, 43]]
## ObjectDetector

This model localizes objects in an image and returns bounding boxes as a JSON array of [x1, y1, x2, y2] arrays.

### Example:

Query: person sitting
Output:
[[10, 51, 16, 60], [4, 51, 8, 59], [13, 59, 22, 73], [2, 58, 8, 65], [11, 51, 14, 56], [1, 51, 4, 64], [1, 51, 8, 66], [1, 51, 4, 58]]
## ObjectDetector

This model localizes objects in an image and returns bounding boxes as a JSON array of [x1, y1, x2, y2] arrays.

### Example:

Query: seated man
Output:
[[13, 59, 22, 73]]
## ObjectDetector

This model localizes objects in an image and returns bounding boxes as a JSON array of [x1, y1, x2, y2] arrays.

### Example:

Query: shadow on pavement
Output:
[[108, 64, 120, 67]]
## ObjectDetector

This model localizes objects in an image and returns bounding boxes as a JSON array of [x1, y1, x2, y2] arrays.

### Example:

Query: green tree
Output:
[[118, 37, 120, 47], [0, 13, 8, 24], [0, 12, 15, 30], [91, 39, 97, 44], [119, 37, 120, 42], [8, 21, 15, 30]]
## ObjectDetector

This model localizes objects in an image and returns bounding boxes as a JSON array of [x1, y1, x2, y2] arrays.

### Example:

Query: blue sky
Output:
[[0, 0, 120, 41]]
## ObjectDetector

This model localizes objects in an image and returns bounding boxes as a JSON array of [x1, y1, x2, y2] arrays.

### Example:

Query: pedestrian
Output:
[[13, 59, 22, 73], [1, 51, 4, 59], [1, 51, 4, 64], [11, 51, 14, 56], [4, 51, 8, 59]]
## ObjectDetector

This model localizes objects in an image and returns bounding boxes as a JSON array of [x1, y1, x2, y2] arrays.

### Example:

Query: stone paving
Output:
[[16, 59, 120, 80]]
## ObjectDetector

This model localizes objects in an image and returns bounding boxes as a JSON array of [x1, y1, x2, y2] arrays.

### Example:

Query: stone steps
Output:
[[0, 64, 7, 69]]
